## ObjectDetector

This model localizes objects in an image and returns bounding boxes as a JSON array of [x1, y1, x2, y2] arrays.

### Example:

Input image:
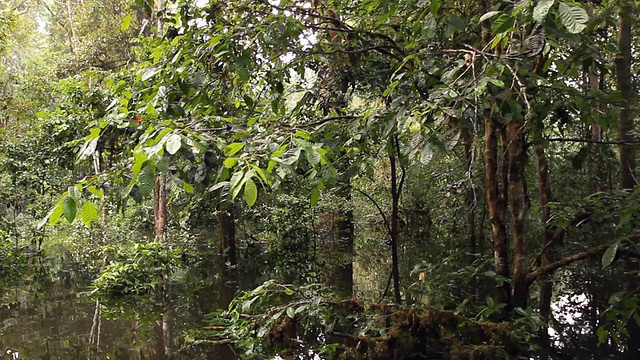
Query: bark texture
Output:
[[485, 118, 510, 305]]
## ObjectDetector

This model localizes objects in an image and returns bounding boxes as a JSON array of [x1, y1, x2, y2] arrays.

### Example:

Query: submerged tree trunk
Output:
[[216, 201, 237, 360], [218, 202, 237, 309], [153, 174, 171, 359], [324, 186, 354, 298]]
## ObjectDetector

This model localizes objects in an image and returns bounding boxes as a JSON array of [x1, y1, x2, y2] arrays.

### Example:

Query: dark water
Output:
[[0, 267, 224, 359]]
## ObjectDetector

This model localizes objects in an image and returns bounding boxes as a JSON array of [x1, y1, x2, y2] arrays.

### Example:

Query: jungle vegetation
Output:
[[0, 0, 639, 359]]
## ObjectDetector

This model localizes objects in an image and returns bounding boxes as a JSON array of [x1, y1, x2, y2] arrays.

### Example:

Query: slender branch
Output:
[[546, 137, 640, 145], [393, 136, 406, 198], [294, 115, 357, 128], [528, 212, 590, 270], [527, 233, 640, 284], [378, 270, 394, 304], [350, 185, 392, 237]]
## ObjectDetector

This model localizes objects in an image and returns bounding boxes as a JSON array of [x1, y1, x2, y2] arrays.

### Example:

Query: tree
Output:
[[20, 0, 640, 358]]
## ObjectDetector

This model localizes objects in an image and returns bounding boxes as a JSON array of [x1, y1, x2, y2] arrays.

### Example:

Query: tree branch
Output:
[[527, 233, 640, 284], [528, 212, 590, 270], [350, 185, 392, 237], [546, 137, 640, 145], [294, 115, 357, 128]]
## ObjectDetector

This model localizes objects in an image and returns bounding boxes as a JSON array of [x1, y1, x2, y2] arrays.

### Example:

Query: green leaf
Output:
[[121, 14, 131, 31], [305, 148, 320, 167], [310, 187, 320, 206], [224, 158, 238, 168], [281, 148, 301, 165], [38, 202, 61, 229], [68, 185, 82, 201], [211, 181, 230, 192], [138, 165, 156, 197], [230, 171, 247, 200], [602, 240, 621, 267], [533, 0, 554, 23], [156, 157, 169, 173], [62, 195, 77, 223], [251, 165, 270, 186], [244, 178, 258, 207], [80, 202, 99, 226], [491, 14, 514, 35], [48, 202, 64, 226], [294, 130, 311, 140], [558, 2, 588, 34], [286, 306, 296, 319], [165, 134, 182, 155], [87, 185, 104, 198], [224, 142, 245, 156], [183, 181, 194, 194], [430, 0, 441, 16]]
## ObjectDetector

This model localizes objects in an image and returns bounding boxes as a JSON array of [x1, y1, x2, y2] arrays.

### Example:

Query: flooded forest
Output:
[[0, 0, 639, 359]]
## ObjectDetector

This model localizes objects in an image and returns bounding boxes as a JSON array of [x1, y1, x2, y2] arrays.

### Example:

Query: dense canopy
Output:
[[0, 0, 638, 359]]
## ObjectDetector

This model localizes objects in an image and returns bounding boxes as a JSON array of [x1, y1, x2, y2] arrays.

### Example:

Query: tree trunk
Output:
[[462, 127, 477, 256], [154, 175, 168, 242], [615, 3, 639, 358], [507, 118, 529, 310], [485, 117, 510, 305], [533, 117, 555, 360], [389, 150, 402, 304], [155, 0, 164, 37], [616, 1, 635, 191], [153, 174, 171, 358]]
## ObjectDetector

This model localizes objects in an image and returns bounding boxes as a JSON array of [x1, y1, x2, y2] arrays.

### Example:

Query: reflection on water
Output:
[[0, 269, 225, 359]]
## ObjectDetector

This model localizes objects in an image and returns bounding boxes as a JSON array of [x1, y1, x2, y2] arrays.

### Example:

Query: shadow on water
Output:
[[0, 257, 233, 359]]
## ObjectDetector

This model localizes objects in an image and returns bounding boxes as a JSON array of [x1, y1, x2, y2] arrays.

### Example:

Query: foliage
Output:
[[205, 281, 524, 359], [91, 241, 180, 300], [0, 0, 639, 358], [0, 229, 29, 288]]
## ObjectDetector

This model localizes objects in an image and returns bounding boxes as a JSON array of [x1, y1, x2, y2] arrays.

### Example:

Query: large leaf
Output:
[[38, 202, 62, 229], [80, 202, 99, 226], [165, 134, 182, 155], [533, 0, 555, 23], [68, 185, 82, 201], [558, 2, 588, 34], [305, 147, 320, 167], [138, 165, 156, 197], [310, 187, 320, 206], [244, 177, 258, 207], [230, 171, 247, 200], [491, 14, 515, 35], [62, 195, 77, 223], [602, 240, 621, 267], [430, 0, 441, 16], [225, 142, 245, 156]]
